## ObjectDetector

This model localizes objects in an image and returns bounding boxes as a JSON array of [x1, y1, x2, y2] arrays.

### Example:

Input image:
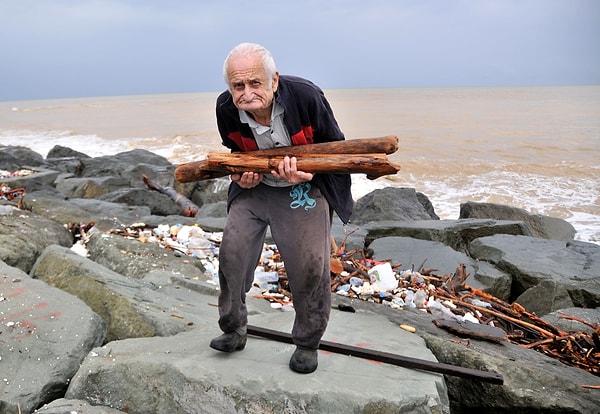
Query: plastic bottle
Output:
[[414, 290, 427, 308]]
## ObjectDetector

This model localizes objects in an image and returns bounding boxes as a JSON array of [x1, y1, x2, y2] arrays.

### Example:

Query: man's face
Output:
[[226, 54, 279, 118]]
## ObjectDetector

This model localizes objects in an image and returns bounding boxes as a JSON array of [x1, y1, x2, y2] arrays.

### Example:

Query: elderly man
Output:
[[210, 42, 352, 374]]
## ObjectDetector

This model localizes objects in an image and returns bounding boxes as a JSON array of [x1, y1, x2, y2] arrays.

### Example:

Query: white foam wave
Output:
[[0, 129, 130, 158], [352, 168, 600, 245]]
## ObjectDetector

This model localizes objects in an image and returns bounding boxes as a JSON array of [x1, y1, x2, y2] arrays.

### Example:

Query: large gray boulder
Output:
[[363, 219, 531, 253], [77, 149, 174, 186], [30, 245, 202, 341], [351, 187, 440, 224], [542, 307, 600, 334], [54, 176, 130, 199], [469, 235, 600, 314], [65, 309, 449, 414], [460, 201, 576, 241], [0, 262, 106, 414], [98, 188, 182, 216], [34, 398, 125, 414], [0, 145, 48, 170], [0, 208, 72, 273]]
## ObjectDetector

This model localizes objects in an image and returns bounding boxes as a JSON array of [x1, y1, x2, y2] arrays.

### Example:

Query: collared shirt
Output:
[[239, 100, 292, 187]]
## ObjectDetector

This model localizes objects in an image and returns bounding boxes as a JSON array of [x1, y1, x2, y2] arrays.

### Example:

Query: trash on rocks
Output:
[[0, 183, 26, 201], [0, 168, 35, 179]]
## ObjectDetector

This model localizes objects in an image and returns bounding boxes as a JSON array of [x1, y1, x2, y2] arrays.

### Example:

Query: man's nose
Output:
[[241, 85, 254, 98]]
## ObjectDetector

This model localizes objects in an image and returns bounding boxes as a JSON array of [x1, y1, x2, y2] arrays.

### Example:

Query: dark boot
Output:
[[289, 347, 318, 373], [210, 332, 247, 352]]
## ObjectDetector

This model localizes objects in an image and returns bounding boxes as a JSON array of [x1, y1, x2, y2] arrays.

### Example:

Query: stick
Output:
[[247, 325, 504, 384], [174, 135, 399, 182]]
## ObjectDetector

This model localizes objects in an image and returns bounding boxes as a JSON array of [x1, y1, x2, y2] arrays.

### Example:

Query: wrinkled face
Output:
[[226, 54, 279, 118]]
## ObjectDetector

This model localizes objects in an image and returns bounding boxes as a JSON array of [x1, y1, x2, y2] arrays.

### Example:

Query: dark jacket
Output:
[[216, 75, 353, 223]]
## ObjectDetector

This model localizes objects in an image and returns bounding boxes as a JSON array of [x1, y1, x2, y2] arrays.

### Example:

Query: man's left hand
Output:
[[271, 156, 314, 184]]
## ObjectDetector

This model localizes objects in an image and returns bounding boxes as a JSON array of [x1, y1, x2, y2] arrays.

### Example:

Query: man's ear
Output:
[[272, 72, 280, 92]]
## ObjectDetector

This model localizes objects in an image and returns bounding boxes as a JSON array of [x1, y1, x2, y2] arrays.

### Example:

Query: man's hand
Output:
[[271, 156, 314, 184], [231, 172, 263, 188]]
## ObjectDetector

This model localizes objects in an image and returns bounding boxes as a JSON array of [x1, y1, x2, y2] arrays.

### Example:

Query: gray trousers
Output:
[[217, 182, 332, 350]]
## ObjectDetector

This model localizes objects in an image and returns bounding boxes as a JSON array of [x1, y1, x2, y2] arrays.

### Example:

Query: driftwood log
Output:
[[174, 135, 399, 182], [204, 152, 400, 180], [142, 174, 200, 217]]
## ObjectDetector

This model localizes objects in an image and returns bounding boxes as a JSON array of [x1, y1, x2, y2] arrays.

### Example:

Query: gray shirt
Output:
[[238, 100, 292, 187]]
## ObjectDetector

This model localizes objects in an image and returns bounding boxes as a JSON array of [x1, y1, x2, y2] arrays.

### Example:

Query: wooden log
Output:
[[205, 152, 400, 180], [174, 135, 399, 183]]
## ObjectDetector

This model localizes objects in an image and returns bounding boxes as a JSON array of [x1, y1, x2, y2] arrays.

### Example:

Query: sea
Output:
[[1, 86, 599, 244]]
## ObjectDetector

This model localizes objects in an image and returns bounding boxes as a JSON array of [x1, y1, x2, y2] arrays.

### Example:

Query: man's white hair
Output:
[[223, 43, 277, 86]]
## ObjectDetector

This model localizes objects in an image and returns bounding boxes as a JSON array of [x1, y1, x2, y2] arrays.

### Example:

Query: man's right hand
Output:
[[231, 172, 263, 188]]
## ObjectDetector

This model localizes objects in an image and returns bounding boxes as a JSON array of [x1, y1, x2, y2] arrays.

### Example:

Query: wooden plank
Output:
[[246, 324, 504, 384]]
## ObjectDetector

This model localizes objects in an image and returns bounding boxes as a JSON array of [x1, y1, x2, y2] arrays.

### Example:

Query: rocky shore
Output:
[[1, 145, 599, 414]]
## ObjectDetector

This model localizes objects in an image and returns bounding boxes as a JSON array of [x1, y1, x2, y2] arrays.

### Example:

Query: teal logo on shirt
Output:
[[289, 183, 316, 210]]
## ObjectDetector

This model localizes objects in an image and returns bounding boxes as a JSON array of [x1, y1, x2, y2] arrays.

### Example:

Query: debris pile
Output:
[[0, 168, 35, 179], [329, 242, 599, 378]]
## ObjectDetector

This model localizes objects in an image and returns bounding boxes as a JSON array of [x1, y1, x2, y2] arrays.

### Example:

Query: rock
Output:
[[65, 310, 448, 414], [469, 235, 600, 313], [182, 177, 229, 209], [68, 198, 152, 230], [423, 332, 600, 414], [35, 398, 126, 414], [0, 209, 73, 273], [1, 169, 62, 194], [30, 244, 205, 342], [46, 145, 91, 159], [55, 176, 130, 199], [515, 279, 575, 316], [351, 187, 439, 224], [0, 262, 106, 414], [543, 307, 600, 333], [460, 201, 576, 241], [0, 145, 47, 170], [77, 149, 174, 186], [363, 219, 531, 253], [98, 188, 182, 216], [193, 201, 229, 232]]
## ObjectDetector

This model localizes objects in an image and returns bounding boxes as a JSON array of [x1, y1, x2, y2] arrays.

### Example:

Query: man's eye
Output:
[[250, 80, 261, 87]]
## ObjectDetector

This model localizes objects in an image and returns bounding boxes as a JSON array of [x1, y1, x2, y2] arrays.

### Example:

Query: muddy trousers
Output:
[[217, 182, 332, 350]]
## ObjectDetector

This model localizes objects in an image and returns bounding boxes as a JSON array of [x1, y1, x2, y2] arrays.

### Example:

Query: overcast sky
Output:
[[1, 0, 599, 101]]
